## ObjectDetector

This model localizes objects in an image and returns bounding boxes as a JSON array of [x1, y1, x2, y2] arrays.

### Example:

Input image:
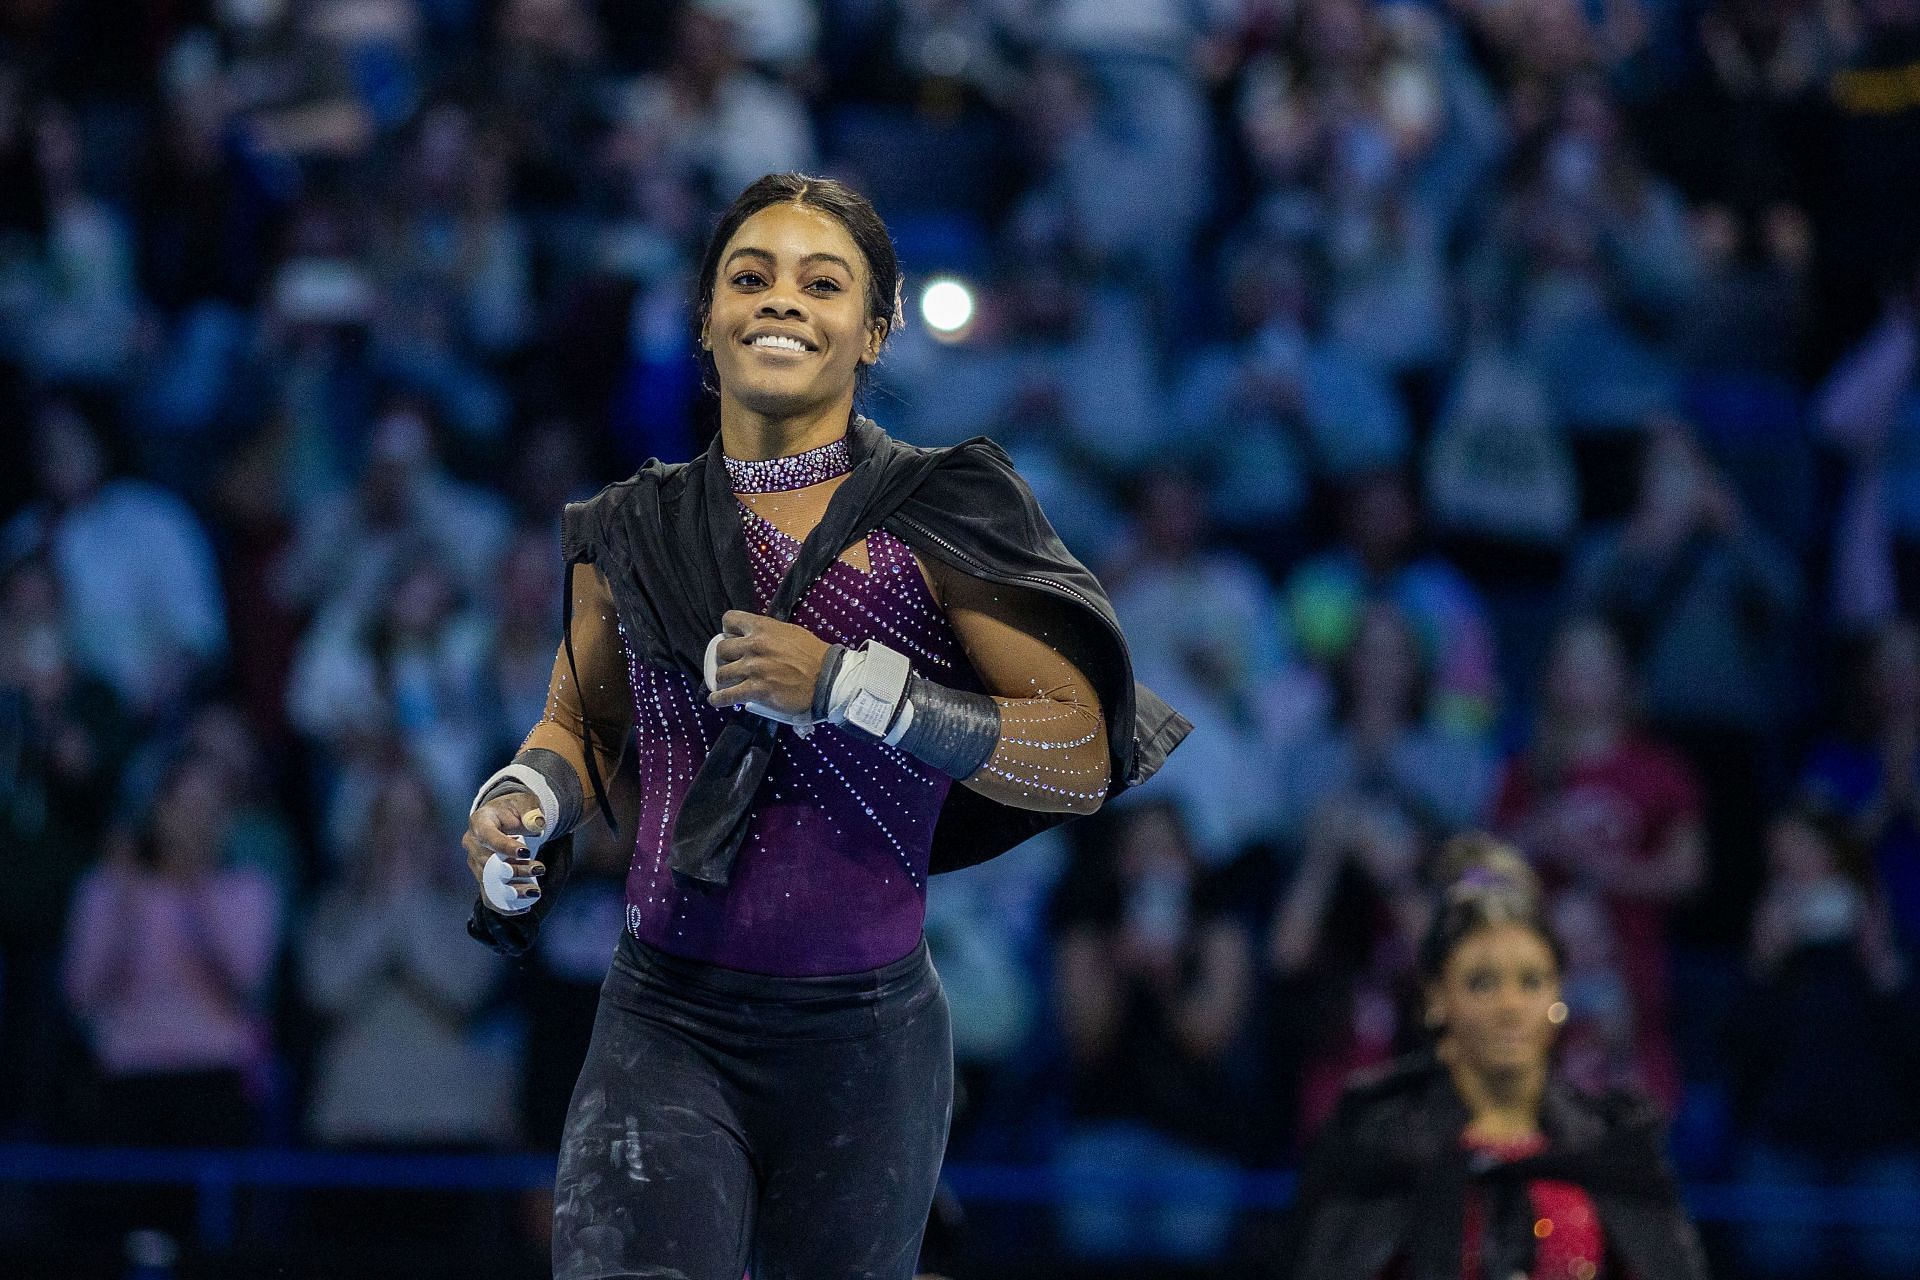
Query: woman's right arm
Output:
[[465, 562, 635, 892]]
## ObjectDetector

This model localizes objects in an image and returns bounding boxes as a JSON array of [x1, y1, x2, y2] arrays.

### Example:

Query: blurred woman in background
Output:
[[1729, 805, 1920, 1279], [299, 766, 513, 1278], [300, 766, 511, 1150], [1290, 834, 1706, 1280], [61, 747, 284, 1253], [63, 747, 282, 1146], [1494, 616, 1703, 1112]]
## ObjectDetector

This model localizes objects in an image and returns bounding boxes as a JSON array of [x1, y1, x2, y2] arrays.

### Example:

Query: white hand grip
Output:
[[482, 852, 537, 914]]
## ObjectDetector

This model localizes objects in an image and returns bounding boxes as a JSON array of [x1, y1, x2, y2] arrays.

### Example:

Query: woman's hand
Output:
[[463, 791, 545, 905], [705, 610, 833, 718]]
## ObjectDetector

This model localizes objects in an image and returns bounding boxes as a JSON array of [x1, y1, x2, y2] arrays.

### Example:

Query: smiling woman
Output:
[[692, 175, 904, 443], [457, 173, 1190, 1280], [1288, 835, 1708, 1280]]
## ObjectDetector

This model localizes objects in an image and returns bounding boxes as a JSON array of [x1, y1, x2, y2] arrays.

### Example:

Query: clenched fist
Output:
[[705, 609, 833, 718]]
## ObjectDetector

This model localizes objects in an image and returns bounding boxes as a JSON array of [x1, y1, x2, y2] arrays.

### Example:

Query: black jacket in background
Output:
[[1290, 1052, 1708, 1280]]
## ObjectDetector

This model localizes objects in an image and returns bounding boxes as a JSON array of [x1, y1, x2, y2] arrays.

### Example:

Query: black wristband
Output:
[[895, 674, 1001, 779], [812, 643, 848, 723], [510, 747, 586, 835]]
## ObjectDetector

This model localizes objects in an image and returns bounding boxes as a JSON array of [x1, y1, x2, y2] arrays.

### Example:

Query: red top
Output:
[[1460, 1134, 1605, 1280], [1493, 739, 1700, 1112]]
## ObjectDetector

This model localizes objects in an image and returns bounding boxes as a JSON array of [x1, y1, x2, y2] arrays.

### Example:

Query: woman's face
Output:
[[1429, 922, 1562, 1078], [1116, 807, 1192, 883], [389, 560, 454, 633], [153, 759, 229, 875], [1766, 817, 1836, 887], [369, 777, 441, 877], [701, 202, 883, 420], [1547, 622, 1626, 721]]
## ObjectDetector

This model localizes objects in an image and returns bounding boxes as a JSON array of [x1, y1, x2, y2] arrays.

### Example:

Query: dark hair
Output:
[[1418, 832, 1565, 981], [691, 172, 906, 400], [1330, 597, 1433, 729], [1773, 800, 1877, 892], [131, 748, 223, 870]]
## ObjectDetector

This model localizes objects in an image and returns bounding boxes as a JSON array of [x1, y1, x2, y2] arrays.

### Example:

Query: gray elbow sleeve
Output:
[[894, 674, 1000, 780]]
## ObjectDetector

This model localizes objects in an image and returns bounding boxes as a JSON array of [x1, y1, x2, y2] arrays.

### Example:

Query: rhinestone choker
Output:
[[723, 435, 853, 493]]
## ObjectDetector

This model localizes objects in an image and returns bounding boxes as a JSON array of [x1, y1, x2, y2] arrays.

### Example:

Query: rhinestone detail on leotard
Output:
[[723, 435, 853, 493], [618, 507, 982, 976]]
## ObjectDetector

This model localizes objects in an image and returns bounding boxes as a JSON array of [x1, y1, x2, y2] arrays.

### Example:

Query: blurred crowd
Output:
[[3, 0, 1920, 1275]]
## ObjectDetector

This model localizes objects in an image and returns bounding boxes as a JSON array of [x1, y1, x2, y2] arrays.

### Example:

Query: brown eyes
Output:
[[729, 272, 843, 293], [1464, 969, 1550, 993]]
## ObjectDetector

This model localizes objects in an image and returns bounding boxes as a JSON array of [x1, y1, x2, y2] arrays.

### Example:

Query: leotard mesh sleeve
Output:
[[516, 561, 635, 829], [927, 560, 1111, 816]]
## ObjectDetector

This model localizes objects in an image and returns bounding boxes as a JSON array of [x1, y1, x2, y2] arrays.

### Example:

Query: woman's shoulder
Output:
[[1323, 1052, 1456, 1135], [559, 464, 685, 560], [1539, 1073, 1671, 1159]]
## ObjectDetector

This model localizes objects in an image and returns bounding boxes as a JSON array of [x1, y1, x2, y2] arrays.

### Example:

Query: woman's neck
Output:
[[1560, 713, 1623, 760], [1447, 1054, 1547, 1142], [718, 393, 855, 461]]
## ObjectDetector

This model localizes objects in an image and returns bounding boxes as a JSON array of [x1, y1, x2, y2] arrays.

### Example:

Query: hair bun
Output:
[[1418, 831, 1561, 981], [1434, 832, 1540, 907]]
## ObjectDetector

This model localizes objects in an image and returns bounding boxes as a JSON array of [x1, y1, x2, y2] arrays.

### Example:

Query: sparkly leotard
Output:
[[617, 507, 982, 975], [516, 433, 1112, 976]]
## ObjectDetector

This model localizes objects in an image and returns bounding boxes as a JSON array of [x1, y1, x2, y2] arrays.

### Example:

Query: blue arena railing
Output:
[[0, 1145, 1915, 1250]]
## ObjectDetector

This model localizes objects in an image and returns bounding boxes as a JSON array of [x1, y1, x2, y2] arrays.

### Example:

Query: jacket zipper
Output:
[[891, 512, 1110, 622]]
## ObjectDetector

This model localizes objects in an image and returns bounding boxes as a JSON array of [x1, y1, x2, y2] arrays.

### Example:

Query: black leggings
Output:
[[553, 929, 953, 1280]]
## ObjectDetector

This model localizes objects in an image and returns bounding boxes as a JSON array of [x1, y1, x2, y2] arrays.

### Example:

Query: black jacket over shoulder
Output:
[[557, 414, 1193, 876], [1291, 1053, 1708, 1280]]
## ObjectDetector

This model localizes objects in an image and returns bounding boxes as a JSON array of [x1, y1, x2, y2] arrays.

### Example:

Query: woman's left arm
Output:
[[931, 561, 1111, 815], [704, 558, 1112, 814]]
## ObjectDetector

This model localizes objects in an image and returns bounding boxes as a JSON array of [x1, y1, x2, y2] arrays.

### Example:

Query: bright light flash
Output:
[[920, 279, 974, 335]]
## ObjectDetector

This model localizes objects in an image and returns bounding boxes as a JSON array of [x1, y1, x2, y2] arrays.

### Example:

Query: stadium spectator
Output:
[[1802, 617, 1920, 951], [1494, 616, 1704, 1112], [3, 400, 228, 723], [1284, 468, 1501, 733], [1728, 805, 1920, 1279], [300, 767, 512, 1148], [63, 749, 283, 1146], [1570, 415, 1802, 934], [1050, 801, 1259, 1260], [0, 554, 130, 1137]]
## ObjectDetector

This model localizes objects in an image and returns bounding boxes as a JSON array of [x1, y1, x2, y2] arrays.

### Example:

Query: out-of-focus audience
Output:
[[0, 0, 1917, 1274], [1050, 802, 1257, 1260], [1729, 806, 1920, 1279], [62, 749, 283, 1148], [1494, 616, 1704, 1112], [299, 768, 510, 1149]]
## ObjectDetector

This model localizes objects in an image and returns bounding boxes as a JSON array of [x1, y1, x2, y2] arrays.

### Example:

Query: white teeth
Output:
[[750, 335, 808, 352]]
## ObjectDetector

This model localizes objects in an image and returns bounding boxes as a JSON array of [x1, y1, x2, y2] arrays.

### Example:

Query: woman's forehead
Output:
[[724, 204, 866, 277], [1449, 922, 1554, 970]]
